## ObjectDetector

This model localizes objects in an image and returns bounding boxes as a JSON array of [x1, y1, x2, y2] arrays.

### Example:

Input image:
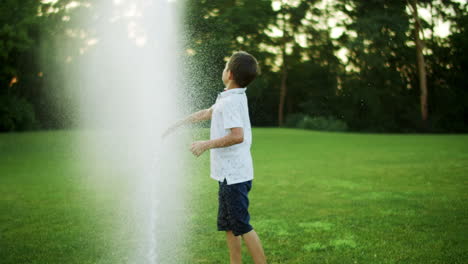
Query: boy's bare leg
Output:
[[226, 231, 242, 264], [242, 230, 266, 264]]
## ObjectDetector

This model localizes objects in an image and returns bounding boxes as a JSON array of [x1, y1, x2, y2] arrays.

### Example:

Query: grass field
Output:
[[1, 129, 467, 263]]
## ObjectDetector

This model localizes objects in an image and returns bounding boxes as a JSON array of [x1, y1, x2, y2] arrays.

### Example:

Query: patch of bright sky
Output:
[[413, 1, 461, 38]]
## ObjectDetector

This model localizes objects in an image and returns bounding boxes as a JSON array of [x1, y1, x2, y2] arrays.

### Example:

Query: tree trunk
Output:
[[410, 0, 429, 123], [278, 51, 288, 126], [278, 4, 288, 127]]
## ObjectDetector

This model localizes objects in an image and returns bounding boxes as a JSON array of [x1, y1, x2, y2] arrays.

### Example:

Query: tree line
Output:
[[1, 0, 467, 133]]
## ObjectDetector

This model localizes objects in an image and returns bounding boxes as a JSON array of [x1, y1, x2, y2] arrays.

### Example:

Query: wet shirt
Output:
[[210, 88, 253, 185]]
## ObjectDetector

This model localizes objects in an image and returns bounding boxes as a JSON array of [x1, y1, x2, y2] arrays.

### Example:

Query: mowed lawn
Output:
[[1, 129, 467, 263]]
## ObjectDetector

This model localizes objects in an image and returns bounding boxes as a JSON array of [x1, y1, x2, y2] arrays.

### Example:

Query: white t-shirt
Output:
[[210, 87, 253, 185]]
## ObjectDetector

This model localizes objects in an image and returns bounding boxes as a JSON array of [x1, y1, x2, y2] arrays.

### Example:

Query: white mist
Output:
[[69, 0, 188, 263]]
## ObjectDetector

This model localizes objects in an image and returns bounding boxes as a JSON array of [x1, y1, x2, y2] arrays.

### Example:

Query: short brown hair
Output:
[[227, 51, 260, 87]]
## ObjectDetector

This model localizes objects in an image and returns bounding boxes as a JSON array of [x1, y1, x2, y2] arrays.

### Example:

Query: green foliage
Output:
[[284, 113, 305, 128], [183, 0, 276, 110], [428, 5, 468, 133], [286, 114, 348, 132], [298, 116, 347, 132], [0, 94, 38, 132], [0, 0, 77, 132], [0, 0, 467, 132]]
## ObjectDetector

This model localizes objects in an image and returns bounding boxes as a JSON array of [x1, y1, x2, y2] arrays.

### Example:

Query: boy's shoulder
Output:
[[218, 93, 243, 106], [222, 95, 247, 113], [215, 88, 248, 113]]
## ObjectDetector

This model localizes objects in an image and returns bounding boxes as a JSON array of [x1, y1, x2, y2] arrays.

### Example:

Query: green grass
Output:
[[1, 129, 468, 263]]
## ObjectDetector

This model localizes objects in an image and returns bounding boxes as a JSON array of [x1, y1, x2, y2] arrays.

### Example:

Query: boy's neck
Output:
[[225, 82, 242, 90]]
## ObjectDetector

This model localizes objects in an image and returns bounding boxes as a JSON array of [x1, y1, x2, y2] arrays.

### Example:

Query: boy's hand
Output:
[[190, 141, 209, 157]]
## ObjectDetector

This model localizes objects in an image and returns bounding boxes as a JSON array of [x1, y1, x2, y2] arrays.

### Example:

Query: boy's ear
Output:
[[228, 70, 234, 80]]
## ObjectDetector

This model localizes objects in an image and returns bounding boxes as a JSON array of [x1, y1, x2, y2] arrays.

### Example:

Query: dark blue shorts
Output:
[[217, 179, 253, 236]]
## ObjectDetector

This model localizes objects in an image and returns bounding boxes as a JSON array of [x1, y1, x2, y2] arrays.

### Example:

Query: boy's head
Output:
[[222, 51, 260, 88]]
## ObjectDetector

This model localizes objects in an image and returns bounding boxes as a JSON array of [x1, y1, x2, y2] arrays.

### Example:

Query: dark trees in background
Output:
[[276, 1, 312, 127], [337, 0, 420, 132], [0, 0, 77, 131], [320, 0, 466, 132], [1, 0, 467, 133], [0, 0, 42, 131]]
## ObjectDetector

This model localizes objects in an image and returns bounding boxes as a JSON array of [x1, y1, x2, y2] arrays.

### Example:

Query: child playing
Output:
[[163, 51, 266, 264]]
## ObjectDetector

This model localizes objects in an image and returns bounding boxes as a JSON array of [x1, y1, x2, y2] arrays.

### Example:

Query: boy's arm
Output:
[[190, 127, 243, 157], [162, 107, 213, 138]]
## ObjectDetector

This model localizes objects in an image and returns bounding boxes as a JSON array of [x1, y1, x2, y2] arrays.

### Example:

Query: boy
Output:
[[163, 51, 266, 264]]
